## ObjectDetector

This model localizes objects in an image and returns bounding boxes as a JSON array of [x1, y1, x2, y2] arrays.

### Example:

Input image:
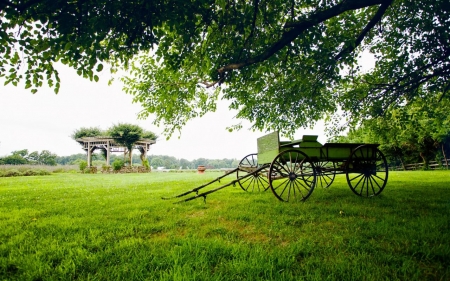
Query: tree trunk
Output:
[[419, 152, 429, 170], [442, 144, 448, 169], [399, 156, 406, 171], [128, 148, 133, 166]]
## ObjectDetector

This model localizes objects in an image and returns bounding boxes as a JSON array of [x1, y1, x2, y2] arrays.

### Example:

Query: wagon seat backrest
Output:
[[257, 131, 280, 165]]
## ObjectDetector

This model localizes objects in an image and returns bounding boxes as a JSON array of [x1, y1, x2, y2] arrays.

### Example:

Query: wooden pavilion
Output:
[[76, 137, 156, 167]]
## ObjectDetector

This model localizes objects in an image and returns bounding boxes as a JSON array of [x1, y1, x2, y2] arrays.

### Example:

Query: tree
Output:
[[27, 151, 40, 164], [2, 0, 449, 137], [336, 95, 450, 169], [2, 154, 27, 165], [150, 157, 164, 168], [71, 127, 104, 140], [38, 150, 57, 166], [11, 149, 28, 157], [108, 123, 144, 166]]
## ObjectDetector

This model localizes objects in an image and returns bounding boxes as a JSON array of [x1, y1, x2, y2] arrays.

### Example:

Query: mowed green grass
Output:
[[0, 171, 449, 280]]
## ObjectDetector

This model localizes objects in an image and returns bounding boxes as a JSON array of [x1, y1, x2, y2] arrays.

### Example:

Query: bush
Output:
[[52, 168, 65, 173], [84, 167, 98, 174], [3, 169, 23, 177], [112, 159, 125, 172], [142, 159, 150, 170], [101, 165, 111, 173], [22, 169, 39, 176], [36, 169, 51, 176], [79, 161, 88, 172]]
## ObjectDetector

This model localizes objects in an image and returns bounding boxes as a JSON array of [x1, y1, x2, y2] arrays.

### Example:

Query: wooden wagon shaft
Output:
[[161, 167, 240, 200], [162, 164, 268, 201], [173, 164, 270, 203]]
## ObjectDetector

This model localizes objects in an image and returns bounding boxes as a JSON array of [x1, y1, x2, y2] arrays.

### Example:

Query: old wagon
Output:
[[163, 131, 388, 203]]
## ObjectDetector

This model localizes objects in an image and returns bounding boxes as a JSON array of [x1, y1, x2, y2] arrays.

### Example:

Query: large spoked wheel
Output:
[[269, 150, 316, 202], [237, 153, 270, 192], [346, 145, 388, 197], [314, 161, 336, 189]]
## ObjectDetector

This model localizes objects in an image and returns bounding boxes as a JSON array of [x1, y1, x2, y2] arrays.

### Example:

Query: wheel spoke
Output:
[[372, 173, 386, 181], [359, 176, 367, 196], [275, 160, 290, 175], [296, 178, 311, 193], [371, 176, 383, 189], [240, 175, 253, 185], [349, 173, 364, 182], [368, 176, 377, 195], [292, 180, 305, 200], [278, 179, 291, 199], [269, 149, 316, 202], [352, 173, 365, 191], [237, 153, 269, 192]]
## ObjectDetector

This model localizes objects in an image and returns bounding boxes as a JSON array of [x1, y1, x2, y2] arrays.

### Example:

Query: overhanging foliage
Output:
[[1, 0, 449, 137]]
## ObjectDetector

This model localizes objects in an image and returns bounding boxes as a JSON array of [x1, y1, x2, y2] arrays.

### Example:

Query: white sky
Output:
[[0, 64, 328, 161]]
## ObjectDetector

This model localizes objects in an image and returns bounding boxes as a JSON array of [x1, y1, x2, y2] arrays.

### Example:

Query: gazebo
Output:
[[76, 136, 156, 167]]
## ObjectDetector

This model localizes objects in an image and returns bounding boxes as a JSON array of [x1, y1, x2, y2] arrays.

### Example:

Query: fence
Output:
[[391, 159, 450, 171]]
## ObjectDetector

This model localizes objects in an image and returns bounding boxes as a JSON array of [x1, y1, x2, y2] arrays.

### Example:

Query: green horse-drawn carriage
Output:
[[164, 131, 388, 203]]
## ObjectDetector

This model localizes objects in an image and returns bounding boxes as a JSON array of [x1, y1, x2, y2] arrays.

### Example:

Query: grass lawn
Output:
[[0, 171, 449, 280]]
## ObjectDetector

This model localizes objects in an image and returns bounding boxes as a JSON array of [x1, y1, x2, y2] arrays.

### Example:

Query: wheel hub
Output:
[[289, 172, 297, 181]]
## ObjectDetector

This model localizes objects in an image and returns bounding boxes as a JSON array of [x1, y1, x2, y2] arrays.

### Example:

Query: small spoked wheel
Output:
[[346, 145, 388, 197], [237, 153, 269, 192], [314, 161, 336, 188], [269, 149, 316, 202]]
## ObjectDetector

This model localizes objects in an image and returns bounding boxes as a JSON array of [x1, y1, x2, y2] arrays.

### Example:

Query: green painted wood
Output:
[[257, 131, 280, 164], [256, 131, 380, 164]]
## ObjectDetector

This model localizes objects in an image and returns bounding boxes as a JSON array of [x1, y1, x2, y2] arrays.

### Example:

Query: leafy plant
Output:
[[2, 169, 22, 177], [79, 161, 88, 172], [142, 159, 150, 170], [108, 123, 144, 166], [71, 127, 104, 140], [102, 164, 111, 173], [112, 159, 125, 172]]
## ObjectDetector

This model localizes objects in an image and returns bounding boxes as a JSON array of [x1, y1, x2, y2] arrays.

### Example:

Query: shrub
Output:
[[112, 159, 125, 172], [3, 169, 23, 177], [36, 169, 51, 176], [52, 168, 65, 173], [85, 167, 98, 174], [102, 165, 111, 173], [142, 159, 150, 170], [79, 161, 88, 172], [23, 169, 39, 176]]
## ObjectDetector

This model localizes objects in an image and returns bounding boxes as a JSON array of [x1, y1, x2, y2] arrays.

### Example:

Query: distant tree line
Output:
[[147, 155, 240, 170], [0, 150, 239, 169], [0, 149, 57, 165]]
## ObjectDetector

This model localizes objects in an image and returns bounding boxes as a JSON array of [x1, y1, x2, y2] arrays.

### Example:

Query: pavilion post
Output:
[[87, 141, 91, 167], [106, 140, 110, 166]]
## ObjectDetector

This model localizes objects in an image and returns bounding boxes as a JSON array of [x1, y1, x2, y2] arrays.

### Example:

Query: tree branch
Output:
[[217, 0, 392, 76], [334, 0, 393, 61], [242, 0, 259, 49]]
